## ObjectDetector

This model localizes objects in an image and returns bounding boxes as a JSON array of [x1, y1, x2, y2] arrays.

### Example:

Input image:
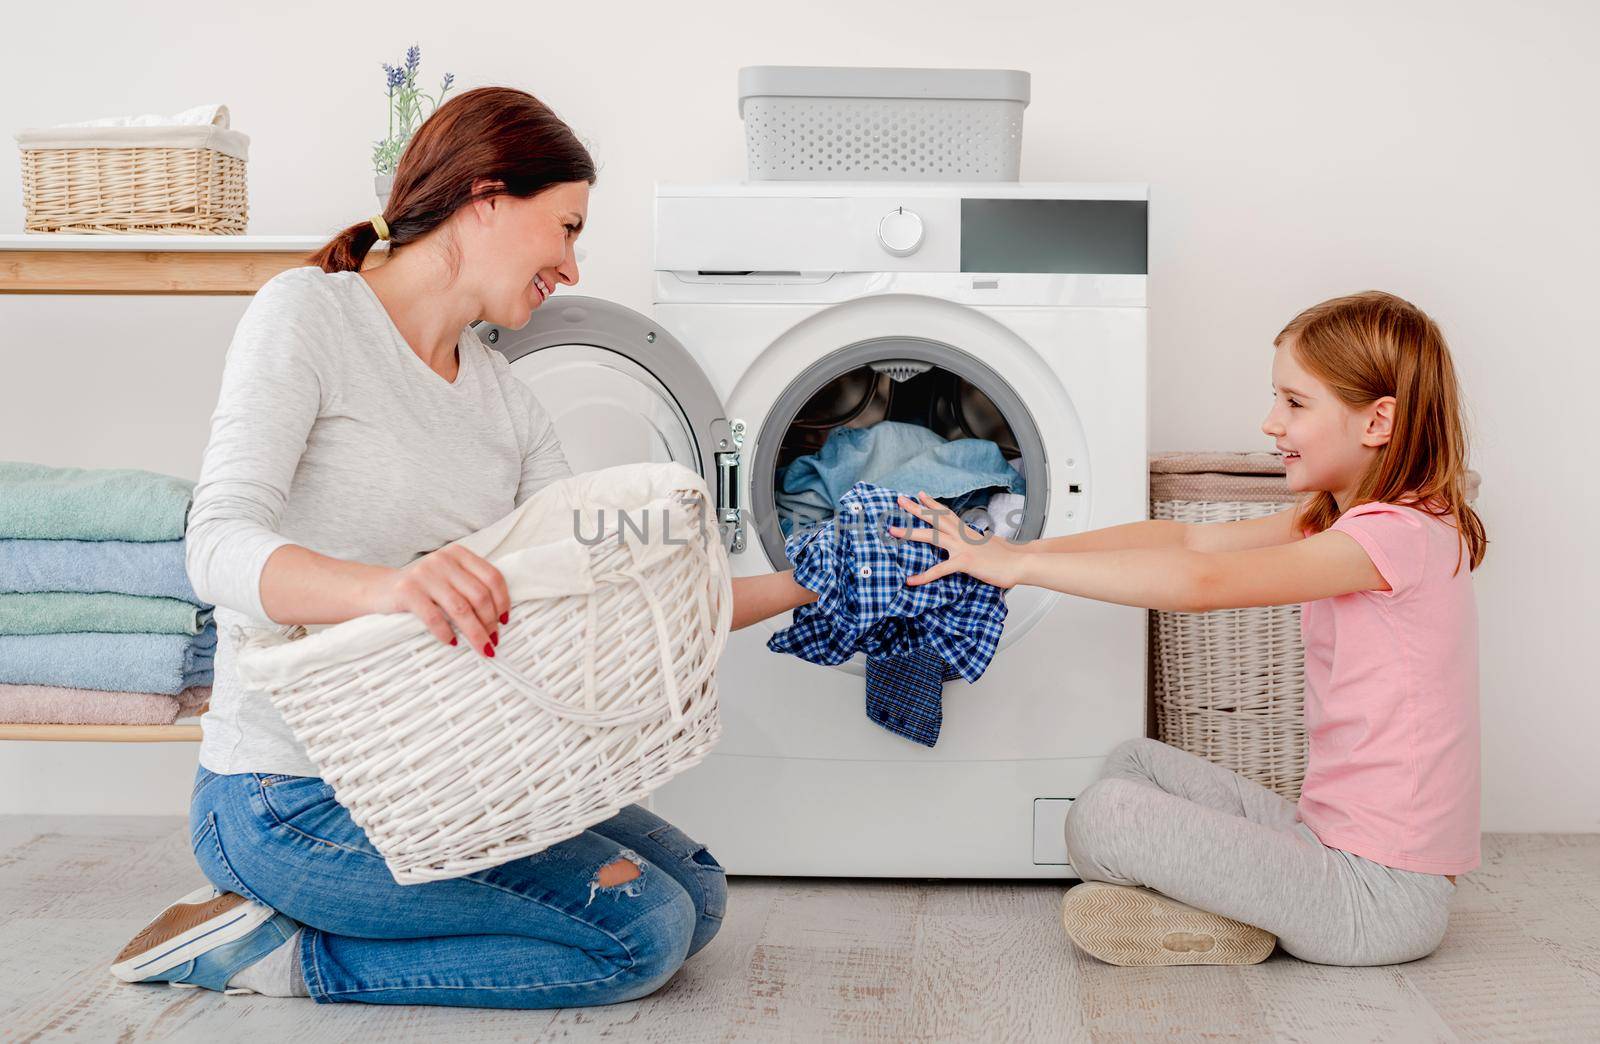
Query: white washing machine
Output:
[[478, 181, 1148, 878]]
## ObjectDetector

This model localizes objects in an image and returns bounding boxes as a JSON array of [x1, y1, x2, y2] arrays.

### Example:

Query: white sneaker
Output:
[[110, 885, 296, 991]]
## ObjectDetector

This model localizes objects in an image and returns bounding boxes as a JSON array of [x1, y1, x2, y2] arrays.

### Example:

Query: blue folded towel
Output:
[[0, 623, 215, 695], [0, 461, 193, 542], [0, 538, 204, 604], [776, 421, 1024, 536]]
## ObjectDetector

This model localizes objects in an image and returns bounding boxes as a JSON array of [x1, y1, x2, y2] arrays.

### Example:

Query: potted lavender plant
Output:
[[373, 45, 454, 207]]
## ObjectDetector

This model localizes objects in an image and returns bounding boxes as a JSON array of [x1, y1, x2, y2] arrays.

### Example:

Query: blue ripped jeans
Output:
[[188, 766, 726, 1008]]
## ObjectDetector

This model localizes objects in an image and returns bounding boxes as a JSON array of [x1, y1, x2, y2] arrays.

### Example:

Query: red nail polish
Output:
[[450, 637, 458, 646], [499, 611, 509, 624], [483, 643, 495, 658], [491, 631, 499, 646]]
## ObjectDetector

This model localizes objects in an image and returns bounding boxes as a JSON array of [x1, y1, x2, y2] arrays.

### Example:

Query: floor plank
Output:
[[1398, 834, 1600, 1042], [1, 818, 1595, 1042]]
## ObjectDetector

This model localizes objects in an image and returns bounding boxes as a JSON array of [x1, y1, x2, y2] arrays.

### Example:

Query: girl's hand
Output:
[[369, 544, 510, 657], [888, 491, 1026, 590]]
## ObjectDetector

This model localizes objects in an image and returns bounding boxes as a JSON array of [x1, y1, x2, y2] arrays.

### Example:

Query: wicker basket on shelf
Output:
[[16, 107, 248, 234]]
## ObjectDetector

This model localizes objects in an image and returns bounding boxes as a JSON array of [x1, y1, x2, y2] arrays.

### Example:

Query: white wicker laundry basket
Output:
[[738, 66, 1030, 181], [236, 463, 731, 884]]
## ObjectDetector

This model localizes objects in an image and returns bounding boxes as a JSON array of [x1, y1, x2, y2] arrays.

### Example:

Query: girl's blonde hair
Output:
[[1276, 290, 1487, 572]]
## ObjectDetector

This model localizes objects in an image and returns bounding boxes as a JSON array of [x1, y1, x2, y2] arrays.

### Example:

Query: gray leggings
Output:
[[1063, 738, 1457, 966]]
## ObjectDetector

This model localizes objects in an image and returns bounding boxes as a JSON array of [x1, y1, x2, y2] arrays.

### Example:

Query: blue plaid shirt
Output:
[[768, 482, 1008, 745]]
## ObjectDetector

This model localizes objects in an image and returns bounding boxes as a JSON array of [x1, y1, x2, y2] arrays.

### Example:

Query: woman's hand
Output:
[[888, 491, 1027, 590], [369, 544, 510, 657], [730, 570, 818, 630]]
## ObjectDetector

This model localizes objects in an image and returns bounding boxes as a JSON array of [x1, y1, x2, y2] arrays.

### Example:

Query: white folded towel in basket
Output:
[[56, 103, 230, 128], [16, 104, 248, 161], [236, 461, 732, 884]]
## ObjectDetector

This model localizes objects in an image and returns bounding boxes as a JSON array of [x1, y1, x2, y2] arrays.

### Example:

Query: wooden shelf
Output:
[[3, 236, 279, 740], [0, 233, 326, 294], [2, 235, 299, 740], [0, 722, 202, 742]]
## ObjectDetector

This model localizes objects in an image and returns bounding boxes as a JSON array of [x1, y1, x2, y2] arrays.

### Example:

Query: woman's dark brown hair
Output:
[[1279, 291, 1487, 572], [309, 86, 597, 273]]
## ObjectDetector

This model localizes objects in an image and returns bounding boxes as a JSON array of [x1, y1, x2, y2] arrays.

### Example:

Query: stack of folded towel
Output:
[[0, 462, 215, 726]]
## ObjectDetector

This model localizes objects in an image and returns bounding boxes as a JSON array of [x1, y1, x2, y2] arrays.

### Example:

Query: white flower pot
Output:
[[375, 174, 393, 210]]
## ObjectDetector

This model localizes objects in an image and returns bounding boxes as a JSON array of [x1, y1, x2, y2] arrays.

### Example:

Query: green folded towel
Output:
[[0, 592, 211, 636], [0, 461, 193, 542]]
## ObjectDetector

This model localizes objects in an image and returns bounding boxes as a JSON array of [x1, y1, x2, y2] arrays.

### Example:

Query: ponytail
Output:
[[307, 218, 383, 274]]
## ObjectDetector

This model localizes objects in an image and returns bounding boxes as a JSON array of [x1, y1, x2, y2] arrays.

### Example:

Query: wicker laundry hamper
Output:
[[16, 106, 248, 234], [1149, 453, 1482, 800], [1149, 453, 1306, 798], [236, 463, 731, 884]]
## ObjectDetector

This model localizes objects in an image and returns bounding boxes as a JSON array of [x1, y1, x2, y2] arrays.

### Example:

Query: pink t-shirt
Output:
[[1297, 501, 1481, 876]]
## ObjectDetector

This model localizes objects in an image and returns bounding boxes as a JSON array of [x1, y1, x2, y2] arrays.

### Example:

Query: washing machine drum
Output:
[[752, 336, 1049, 571], [776, 362, 1023, 468]]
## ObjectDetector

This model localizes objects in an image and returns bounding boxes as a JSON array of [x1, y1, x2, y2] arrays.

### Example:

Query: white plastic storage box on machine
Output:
[[738, 66, 1030, 181], [234, 463, 731, 885], [475, 179, 1149, 879]]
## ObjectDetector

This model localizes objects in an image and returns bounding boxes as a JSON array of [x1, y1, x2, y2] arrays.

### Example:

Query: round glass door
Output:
[[501, 343, 696, 475], [475, 297, 730, 485]]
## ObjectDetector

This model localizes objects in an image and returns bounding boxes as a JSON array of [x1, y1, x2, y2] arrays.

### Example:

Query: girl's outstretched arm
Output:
[[889, 493, 1386, 613], [1028, 506, 1300, 555]]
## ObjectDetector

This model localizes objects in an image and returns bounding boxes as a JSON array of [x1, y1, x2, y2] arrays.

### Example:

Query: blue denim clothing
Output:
[[769, 483, 1008, 746], [188, 766, 725, 1008], [776, 421, 1024, 536]]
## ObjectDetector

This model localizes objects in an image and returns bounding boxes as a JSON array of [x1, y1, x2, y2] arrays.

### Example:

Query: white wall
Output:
[[1, 0, 1596, 831]]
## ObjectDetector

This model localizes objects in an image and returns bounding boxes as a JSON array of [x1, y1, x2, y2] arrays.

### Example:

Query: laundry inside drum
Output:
[[771, 360, 1028, 542]]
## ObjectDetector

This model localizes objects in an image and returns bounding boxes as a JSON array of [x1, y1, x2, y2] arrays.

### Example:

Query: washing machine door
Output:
[[475, 297, 741, 551]]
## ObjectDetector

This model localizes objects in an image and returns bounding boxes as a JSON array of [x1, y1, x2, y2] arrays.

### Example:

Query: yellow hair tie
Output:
[[370, 215, 391, 241]]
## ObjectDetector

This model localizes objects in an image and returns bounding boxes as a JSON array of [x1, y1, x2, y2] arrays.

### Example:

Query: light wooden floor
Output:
[[1, 818, 1595, 1042]]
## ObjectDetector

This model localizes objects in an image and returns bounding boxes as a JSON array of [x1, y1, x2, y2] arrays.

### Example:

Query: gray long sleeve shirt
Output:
[[187, 266, 570, 776]]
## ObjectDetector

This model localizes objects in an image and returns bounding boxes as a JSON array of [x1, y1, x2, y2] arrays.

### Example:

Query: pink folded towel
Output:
[[175, 685, 211, 712], [0, 683, 211, 725]]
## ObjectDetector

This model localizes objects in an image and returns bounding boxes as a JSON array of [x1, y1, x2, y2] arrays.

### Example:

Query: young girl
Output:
[[890, 290, 1484, 968]]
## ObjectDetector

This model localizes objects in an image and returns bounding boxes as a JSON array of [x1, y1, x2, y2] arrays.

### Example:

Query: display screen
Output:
[[960, 199, 1148, 274]]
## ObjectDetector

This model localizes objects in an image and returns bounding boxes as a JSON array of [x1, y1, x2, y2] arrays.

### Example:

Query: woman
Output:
[[110, 87, 815, 1007]]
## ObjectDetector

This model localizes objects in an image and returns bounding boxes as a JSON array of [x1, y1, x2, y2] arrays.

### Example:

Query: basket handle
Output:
[[624, 562, 688, 726], [477, 653, 667, 727], [476, 532, 710, 727]]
